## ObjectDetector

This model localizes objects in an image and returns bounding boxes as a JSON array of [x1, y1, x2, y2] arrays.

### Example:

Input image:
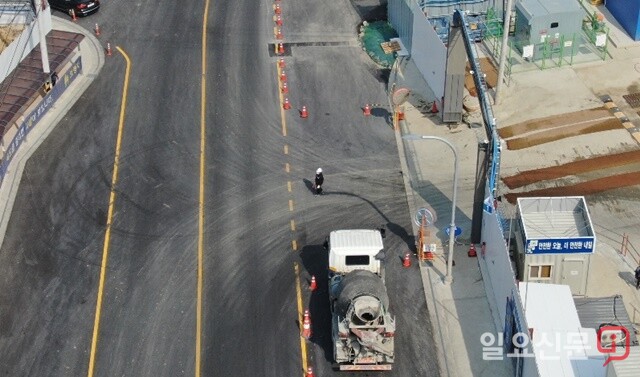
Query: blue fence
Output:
[[0, 57, 83, 186]]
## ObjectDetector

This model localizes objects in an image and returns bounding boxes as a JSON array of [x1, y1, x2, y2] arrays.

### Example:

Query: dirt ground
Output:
[[465, 57, 498, 96], [505, 118, 622, 150], [0, 26, 25, 53], [502, 150, 640, 189], [498, 107, 623, 150], [504, 172, 640, 204]]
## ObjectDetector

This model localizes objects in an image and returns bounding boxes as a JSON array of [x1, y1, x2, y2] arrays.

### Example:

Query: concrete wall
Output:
[[388, 0, 414, 52], [411, 7, 447, 101], [480, 187, 540, 377]]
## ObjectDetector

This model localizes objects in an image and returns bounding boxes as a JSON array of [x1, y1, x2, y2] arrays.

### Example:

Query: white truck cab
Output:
[[327, 229, 385, 276]]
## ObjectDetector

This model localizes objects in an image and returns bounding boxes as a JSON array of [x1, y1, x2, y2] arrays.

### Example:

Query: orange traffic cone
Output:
[[274, 3, 281, 14], [280, 70, 287, 82], [430, 101, 439, 114], [281, 82, 288, 94], [278, 58, 285, 68], [70, 9, 77, 21], [310, 275, 317, 291], [300, 106, 308, 119], [106, 43, 112, 56], [277, 42, 285, 55], [468, 244, 477, 258], [363, 104, 371, 116], [94, 23, 101, 36], [283, 98, 291, 110], [301, 309, 312, 339], [305, 367, 315, 377], [275, 15, 283, 26], [403, 252, 411, 268], [276, 27, 283, 40]]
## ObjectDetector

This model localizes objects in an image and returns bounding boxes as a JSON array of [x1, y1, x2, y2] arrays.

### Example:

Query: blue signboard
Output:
[[525, 238, 595, 254], [0, 57, 83, 185]]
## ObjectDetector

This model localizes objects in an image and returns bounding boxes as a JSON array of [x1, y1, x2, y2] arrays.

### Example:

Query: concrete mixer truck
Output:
[[326, 229, 395, 371]]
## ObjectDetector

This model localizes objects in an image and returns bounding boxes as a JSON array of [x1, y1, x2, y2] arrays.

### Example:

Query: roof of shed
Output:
[[573, 295, 638, 346], [518, 197, 595, 239], [518, 0, 582, 17]]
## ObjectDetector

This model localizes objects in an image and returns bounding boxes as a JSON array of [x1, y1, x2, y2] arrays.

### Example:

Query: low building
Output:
[[519, 283, 606, 377], [514, 196, 596, 295]]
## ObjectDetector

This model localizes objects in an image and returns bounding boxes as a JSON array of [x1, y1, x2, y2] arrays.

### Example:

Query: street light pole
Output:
[[403, 135, 459, 284]]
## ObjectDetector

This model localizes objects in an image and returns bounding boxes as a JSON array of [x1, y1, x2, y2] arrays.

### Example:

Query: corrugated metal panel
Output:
[[608, 346, 640, 377], [606, 0, 640, 41], [329, 230, 383, 256], [388, 0, 414, 52], [573, 296, 639, 346]]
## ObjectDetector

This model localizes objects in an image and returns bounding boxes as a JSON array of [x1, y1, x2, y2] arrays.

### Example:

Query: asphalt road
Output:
[[0, 0, 439, 376]]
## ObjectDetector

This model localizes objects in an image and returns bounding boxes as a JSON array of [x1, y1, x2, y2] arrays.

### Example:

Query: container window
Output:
[[550, 22, 559, 28], [529, 265, 553, 279], [529, 266, 539, 278], [346, 255, 370, 265]]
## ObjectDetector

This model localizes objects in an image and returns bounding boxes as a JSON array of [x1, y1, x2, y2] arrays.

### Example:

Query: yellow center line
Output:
[[294, 263, 308, 372], [276, 63, 288, 136], [289, 199, 294, 212], [87, 46, 131, 377], [287, 181, 292, 192], [290, 220, 296, 232], [284, 144, 289, 154], [196, 0, 211, 375], [285, 163, 290, 173]]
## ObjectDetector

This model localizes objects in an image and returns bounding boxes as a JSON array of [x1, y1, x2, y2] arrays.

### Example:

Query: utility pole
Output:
[[36, 0, 50, 76], [494, 0, 514, 105]]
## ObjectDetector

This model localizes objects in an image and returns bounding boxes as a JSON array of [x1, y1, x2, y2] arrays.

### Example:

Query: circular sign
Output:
[[392, 88, 411, 106], [414, 208, 435, 227]]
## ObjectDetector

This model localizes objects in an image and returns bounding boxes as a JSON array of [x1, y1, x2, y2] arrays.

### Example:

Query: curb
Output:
[[0, 17, 105, 249]]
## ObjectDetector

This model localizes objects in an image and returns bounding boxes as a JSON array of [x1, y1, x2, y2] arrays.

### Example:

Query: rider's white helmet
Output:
[[316, 168, 322, 174]]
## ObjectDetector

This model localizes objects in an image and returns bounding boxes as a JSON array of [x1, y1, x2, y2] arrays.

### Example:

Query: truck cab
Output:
[[327, 229, 385, 276]]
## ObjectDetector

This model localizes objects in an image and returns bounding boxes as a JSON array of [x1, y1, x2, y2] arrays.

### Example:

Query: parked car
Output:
[[48, 0, 100, 17]]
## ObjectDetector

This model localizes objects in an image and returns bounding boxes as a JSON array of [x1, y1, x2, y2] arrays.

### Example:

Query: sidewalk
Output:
[[0, 17, 103, 249], [391, 22, 640, 376], [391, 57, 513, 377]]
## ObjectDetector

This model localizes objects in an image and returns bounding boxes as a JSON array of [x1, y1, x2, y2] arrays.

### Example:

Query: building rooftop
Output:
[[518, 197, 595, 239]]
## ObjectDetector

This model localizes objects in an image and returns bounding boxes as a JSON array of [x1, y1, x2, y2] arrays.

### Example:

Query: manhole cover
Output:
[[623, 92, 640, 108]]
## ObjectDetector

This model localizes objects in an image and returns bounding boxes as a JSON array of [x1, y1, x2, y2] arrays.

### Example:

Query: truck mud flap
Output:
[[339, 364, 393, 371]]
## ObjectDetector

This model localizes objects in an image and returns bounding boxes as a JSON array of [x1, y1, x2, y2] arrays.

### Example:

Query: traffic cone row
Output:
[[363, 103, 371, 116], [301, 309, 312, 339], [300, 106, 308, 119], [309, 275, 317, 291], [95, 23, 101, 36], [403, 252, 412, 268], [431, 100, 439, 114], [468, 244, 477, 258], [283, 98, 291, 110], [305, 366, 315, 377], [106, 42, 112, 56], [281, 82, 288, 94], [280, 70, 287, 83]]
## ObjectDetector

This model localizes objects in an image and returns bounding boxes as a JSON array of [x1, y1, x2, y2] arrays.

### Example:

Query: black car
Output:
[[48, 0, 100, 17]]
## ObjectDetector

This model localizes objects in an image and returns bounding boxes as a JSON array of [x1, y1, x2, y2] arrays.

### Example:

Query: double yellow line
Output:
[[87, 0, 211, 373]]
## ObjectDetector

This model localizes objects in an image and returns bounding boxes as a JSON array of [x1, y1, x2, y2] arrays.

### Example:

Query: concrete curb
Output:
[[0, 16, 104, 249]]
